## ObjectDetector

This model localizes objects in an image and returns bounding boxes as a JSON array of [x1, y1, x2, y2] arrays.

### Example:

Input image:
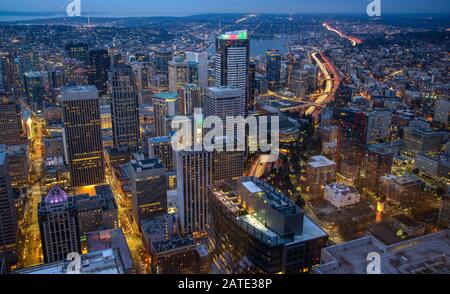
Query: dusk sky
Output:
[[0, 0, 449, 16]]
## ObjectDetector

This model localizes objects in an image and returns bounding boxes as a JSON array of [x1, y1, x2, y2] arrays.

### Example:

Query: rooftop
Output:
[[316, 230, 450, 274], [153, 92, 179, 100], [308, 155, 336, 168], [219, 30, 248, 40]]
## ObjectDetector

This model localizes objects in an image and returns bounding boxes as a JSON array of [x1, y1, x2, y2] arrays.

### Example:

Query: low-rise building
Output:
[[323, 182, 360, 208], [315, 230, 450, 274]]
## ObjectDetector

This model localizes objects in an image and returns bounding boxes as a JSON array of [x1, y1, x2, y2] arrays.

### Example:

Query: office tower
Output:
[[153, 92, 179, 137], [315, 230, 450, 274], [38, 186, 81, 263], [203, 86, 244, 121], [414, 152, 450, 181], [433, 99, 450, 126], [73, 184, 118, 235], [186, 51, 209, 89], [108, 63, 140, 153], [247, 61, 256, 110], [154, 49, 173, 75], [379, 173, 423, 207], [363, 143, 394, 195], [335, 107, 368, 181], [305, 155, 336, 199], [0, 52, 14, 93], [0, 144, 29, 189], [17, 249, 126, 274], [176, 150, 212, 234], [179, 83, 202, 115], [129, 156, 167, 224], [65, 42, 88, 63], [208, 177, 328, 274], [148, 136, 174, 171], [59, 86, 105, 187], [168, 59, 189, 92], [365, 110, 392, 144], [0, 152, 18, 260], [212, 145, 245, 186], [88, 49, 111, 96], [403, 119, 442, 157], [266, 49, 281, 90], [0, 97, 26, 146], [23, 71, 44, 108], [132, 62, 154, 104], [438, 192, 450, 229], [215, 30, 250, 115], [141, 214, 209, 274]]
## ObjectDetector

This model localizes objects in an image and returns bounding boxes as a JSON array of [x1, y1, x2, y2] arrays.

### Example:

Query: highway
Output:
[[323, 23, 363, 47]]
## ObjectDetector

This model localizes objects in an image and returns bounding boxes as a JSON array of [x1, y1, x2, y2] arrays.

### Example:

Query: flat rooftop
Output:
[[316, 230, 450, 274], [59, 86, 98, 101], [308, 155, 336, 168], [153, 92, 179, 100], [16, 249, 125, 274]]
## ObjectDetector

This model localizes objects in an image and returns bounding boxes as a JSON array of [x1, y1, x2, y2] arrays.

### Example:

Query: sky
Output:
[[0, 0, 449, 16]]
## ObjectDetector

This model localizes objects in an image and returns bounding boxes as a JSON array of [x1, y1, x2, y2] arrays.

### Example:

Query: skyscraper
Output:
[[176, 150, 212, 234], [185, 51, 209, 89], [109, 64, 140, 153], [88, 49, 111, 96], [208, 177, 328, 273], [129, 156, 167, 224], [215, 30, 249, 115], [203, 86, 244, 121], [0, 96, 26, 146], [266, 49, 281, 90], [60, 86, 105, 187], [0, 152, 17, 260], [153, 92, 179, 137], [38, 186, 80, 263], [179, 83, 202, 115], [168, 59, 189, 92], [154, 49, 173, 76], [65, 42, 88, 63]]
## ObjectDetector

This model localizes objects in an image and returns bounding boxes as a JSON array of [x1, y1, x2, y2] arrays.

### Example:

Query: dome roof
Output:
[[45, 186, 68, 204]]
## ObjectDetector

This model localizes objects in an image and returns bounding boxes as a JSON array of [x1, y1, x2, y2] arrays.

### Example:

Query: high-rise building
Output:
[[38, 186, 81, 263], [141, 214, 209, 274], [179, 83, 202, 115], [0, 152, 17, 260], [185, 51, 209, 89], [23, 71, 44, 109], [129, 156, 167, 223], [153, 49, 173, 76], [148, 136, 174, 171], [433, 99, 450, 126], [305, 155, 336, 199], [402, 119, 442, 158], [108, 64, 140, 153], [247, 61, 256, 110], [153, 92, 179, 137], [88, 49, 111, 96], [59, 86, 105, 187], [208, 177, 328, 273], [266, 49, 281, 90], [215, 30, 249, 115], [0, 52, 22, 96], [65, 42, 88, 63], [363, 143, 394, 195], [203, 86, 244, 121], [0, 97, 26, 146], [176, 149, 212, 234], [73, 184, 118, 235], [168, 59, 189, 93]]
